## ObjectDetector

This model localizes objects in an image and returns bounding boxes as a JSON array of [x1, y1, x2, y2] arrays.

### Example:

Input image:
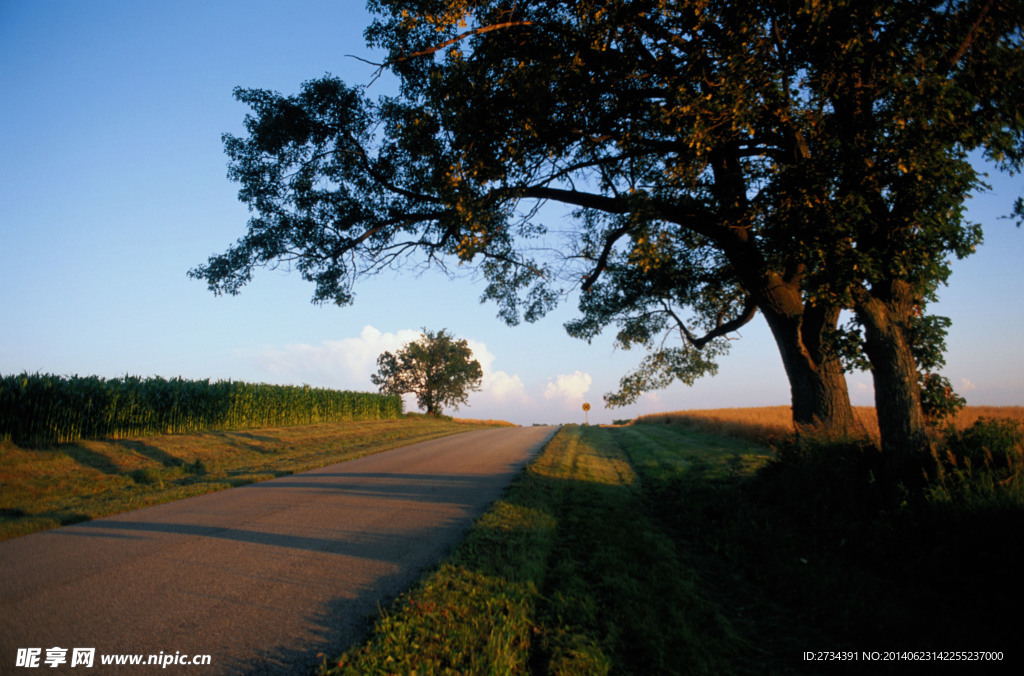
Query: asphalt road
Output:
[[0, 425, 557, 675]]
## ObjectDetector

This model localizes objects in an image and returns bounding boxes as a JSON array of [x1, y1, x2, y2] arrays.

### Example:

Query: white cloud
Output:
[[544, 370, 593, 403], [248, 325, 422, 388], [960, 378, 977, 392], [465, 338, 528, 404], [642, 392, 662, 406], [484, 370, 528, 401], [464, 338, 495, 372]]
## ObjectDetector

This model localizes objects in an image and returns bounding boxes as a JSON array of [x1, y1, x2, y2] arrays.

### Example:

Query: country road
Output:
[[1, 425, 558, 675]]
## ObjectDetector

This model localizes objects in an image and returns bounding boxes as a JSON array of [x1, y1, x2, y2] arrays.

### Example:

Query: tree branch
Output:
[[661, 295, 758, 349], [947, 0, 995, 68], [581, 224, 630, 292], [517, 185, 631, 214], [394, 21, 535, 62], [341, 132, 443, 205]]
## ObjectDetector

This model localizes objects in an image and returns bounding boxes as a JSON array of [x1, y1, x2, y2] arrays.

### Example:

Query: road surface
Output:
[[1, 425, 557, 674]]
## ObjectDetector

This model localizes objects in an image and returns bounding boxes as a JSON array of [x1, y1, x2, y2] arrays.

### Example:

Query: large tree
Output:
[[191, 0, 1022, 453], [786, 0, 1023, 456], [371, 328, 483, 416]]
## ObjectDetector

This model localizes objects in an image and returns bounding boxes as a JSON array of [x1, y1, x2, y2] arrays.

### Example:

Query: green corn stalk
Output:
[[1, 372, 402, 445]]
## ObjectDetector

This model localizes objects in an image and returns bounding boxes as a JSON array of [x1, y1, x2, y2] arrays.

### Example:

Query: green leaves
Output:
[[605, 345, 724, 408]]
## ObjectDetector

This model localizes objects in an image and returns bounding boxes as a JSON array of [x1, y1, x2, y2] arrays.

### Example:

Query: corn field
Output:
[[0, 373, 403, 446]]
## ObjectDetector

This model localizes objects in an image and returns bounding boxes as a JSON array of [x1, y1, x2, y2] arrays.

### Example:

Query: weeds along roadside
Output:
[[0, 417, 492, 541], [321, 425, 748, 676], [623, 420, 1024, 672]]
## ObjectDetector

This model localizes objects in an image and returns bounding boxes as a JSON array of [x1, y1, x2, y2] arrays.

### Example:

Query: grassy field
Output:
[[0, 415, 504, 541], [321, 420, 1022, 674]]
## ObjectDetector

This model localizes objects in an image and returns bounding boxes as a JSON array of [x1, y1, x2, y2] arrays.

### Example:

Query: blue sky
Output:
[[2, 1, 1021, 426]]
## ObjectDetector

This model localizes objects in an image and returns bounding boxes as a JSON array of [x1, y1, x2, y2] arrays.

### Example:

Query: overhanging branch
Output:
[[581, 224, 630, 292], [394, 21, 536, 62], [661, 296, 758, 349]]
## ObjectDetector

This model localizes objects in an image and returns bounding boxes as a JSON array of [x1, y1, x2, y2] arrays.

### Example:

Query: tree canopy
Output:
[[191, 0, 1023, 453], [370, 328, 483, 416]]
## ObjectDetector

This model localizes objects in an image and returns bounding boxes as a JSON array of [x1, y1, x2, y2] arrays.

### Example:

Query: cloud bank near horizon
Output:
[[245, 325, 584, 422], [543, 370, 593, 403]]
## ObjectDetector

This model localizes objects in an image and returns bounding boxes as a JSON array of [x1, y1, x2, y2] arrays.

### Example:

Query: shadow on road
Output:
[[62, 519, 417, 561]]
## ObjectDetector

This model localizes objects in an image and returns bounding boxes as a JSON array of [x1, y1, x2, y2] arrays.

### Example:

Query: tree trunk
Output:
[[762, 313, 861, 442], [756, 273, 862, 442], [718, 220, 860, 442], [854, 281, 930, 459], [707, 146, 860, 443], [425, 398, 440, 417]]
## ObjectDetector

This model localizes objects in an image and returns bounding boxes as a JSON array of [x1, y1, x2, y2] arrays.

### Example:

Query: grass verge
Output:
[[0, 415, 499, 541], [320, 420, 1022, 674], [320, 425, 748, 675]]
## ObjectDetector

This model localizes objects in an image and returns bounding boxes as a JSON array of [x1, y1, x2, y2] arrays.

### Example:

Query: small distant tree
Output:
[[371, 328, 483, 417]]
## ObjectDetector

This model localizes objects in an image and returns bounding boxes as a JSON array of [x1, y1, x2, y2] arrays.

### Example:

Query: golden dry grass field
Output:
[[633, 405, 1024, 445]]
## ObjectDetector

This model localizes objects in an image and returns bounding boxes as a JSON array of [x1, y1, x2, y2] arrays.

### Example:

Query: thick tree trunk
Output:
[[706, 147, 859, 442], [756, 273, 862, 442], [854, 283, 930, 459]]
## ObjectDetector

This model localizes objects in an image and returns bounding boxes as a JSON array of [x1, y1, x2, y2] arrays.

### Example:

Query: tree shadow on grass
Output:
[[206, 430, 284, 454], [60, 445, 124, 475], [114, 440, 185, 468]]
